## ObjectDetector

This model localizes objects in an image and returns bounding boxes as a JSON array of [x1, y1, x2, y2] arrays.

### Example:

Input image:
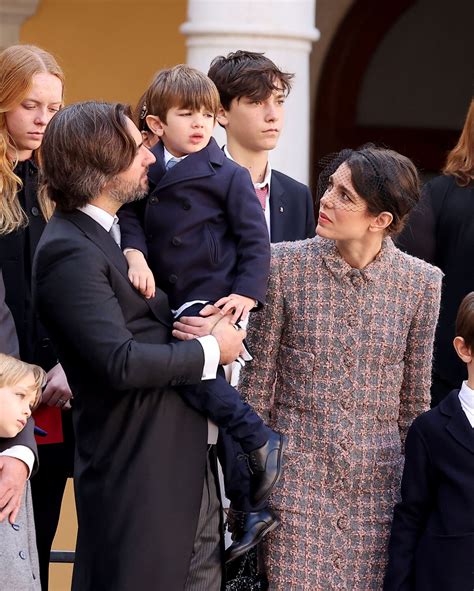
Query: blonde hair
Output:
[[443, 98, 474, 187], [0, 44, 64, 234], [141, 64, 220, 125], [0, 353, 45, 409]]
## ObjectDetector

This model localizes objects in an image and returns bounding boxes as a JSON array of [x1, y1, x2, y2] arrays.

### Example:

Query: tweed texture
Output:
[[239, 236, 442, 590]]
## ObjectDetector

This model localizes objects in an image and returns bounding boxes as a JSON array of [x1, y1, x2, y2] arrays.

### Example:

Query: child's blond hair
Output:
[[0, 353, 45, 409]]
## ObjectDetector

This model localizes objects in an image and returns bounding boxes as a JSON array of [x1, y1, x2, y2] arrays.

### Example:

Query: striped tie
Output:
[[255, 185, 269, 210], [166, 157, 180, 171]]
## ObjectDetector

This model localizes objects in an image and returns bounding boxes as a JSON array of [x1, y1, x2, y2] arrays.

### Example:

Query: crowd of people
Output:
[[0, 41, 473, 591]]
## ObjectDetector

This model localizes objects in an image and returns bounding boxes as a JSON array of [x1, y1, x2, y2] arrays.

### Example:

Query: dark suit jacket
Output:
[[396, 175, 474, 395], [269, 169, 315, 243], [384, 390, 474, 590], [118, 137, 270, 309], [0, 269, 19, 357], [34, 209, 210, 591]]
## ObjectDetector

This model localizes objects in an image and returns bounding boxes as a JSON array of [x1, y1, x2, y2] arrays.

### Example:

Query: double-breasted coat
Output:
[[239, 237, 442, 590]]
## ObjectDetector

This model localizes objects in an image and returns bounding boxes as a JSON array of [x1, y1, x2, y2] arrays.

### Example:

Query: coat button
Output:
[[333, 553, 343, 569], [31, 206, 40, 216], [337, 515, 349, 530], [40, 337, 51, 348], [182, 200, 191, 210], [11, 523, 20, 531], [168, 274, 178, 284], [149, 196, 159, 205], [171, 237, 182, 247], [19, 550, 27, 560]]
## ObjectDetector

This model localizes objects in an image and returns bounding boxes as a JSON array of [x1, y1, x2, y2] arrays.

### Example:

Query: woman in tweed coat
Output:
[[238, 147, 443, 590]]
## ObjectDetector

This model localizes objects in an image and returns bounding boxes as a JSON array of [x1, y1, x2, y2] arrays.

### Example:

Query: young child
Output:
[[207, 49, 315, 243], [118, 65, 285, 556], [0, 354, 45, 591], [384, 292, 474, 590]]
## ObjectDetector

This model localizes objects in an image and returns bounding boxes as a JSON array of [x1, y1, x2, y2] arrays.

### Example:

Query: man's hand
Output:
[[125, 250, 155, 299], [42, 363, 73, 409], [0, 456, 28, 524], [172, 304, 222, 340], [211, 315, 246, 365], [214, 293, 256, 323]]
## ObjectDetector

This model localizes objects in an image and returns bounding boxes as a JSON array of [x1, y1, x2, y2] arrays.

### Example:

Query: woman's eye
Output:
[[16, 392, 25, 399]]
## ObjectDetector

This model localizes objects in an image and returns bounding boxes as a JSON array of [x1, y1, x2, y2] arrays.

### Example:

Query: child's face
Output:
[[151, 106, 215, 158], [217, 86, 286, 154], [0, 372, 37, 438]]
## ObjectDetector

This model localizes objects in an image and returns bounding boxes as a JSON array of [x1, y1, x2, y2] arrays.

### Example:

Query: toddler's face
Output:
[[159, 106, 215, 157], [0, 372, 38, 438]]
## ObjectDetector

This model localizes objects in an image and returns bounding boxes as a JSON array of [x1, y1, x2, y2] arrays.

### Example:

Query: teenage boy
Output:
[[118, 66, 286, 555], [208, 49, 316, 244], [384, 292, 474, 590]]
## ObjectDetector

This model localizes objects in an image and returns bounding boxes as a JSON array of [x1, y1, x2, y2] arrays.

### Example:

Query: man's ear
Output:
[[216, 106, 229, 128], [369, 211, 393, 233], [146, 115, 165, 137], [453, 336, 472, 363]]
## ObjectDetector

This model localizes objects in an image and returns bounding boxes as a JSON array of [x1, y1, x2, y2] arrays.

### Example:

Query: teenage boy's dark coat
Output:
[[34, 209, 209, 591], [384, 389, 474, 591], [118, 137, 271, 310], [269, 170, 316, 243]]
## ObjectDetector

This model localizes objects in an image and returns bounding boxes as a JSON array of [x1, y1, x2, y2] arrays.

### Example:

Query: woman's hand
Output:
[[42, 363, 73, 410]]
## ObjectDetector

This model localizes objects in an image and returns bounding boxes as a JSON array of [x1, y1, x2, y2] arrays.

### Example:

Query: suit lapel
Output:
[[56, 210, 172, 327], [269, 173, 289, 243], [441, 391, 474, 454]]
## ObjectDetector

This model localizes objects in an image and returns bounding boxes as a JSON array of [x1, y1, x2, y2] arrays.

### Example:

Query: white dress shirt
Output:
[[224, 145, 272, 236], [459, 380, 474, 427]]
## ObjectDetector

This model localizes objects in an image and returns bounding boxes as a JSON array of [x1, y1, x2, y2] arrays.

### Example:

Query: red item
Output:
[[33, 404, 64, 444], [255, 185, 269, 210]]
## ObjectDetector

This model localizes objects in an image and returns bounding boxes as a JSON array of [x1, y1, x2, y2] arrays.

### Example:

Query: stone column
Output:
[[0, 0, 39, 50], [181, 0, 319, 184]]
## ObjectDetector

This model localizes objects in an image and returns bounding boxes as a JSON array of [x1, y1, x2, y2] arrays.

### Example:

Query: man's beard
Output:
[[108, 176, 148, 205]]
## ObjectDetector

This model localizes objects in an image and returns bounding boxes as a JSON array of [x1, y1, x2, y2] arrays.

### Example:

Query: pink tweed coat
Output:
[[239, 236, 442, 590]]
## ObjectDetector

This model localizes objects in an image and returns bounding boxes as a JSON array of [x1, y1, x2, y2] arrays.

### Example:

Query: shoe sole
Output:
[[251, 434, 288, 506], [225, 516, 281, 564]]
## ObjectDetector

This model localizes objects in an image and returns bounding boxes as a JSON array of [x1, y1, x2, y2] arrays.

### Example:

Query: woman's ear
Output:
[[453, 336, 472, 363], [369, 211, 393, 233], [146, 115, 164, 137]]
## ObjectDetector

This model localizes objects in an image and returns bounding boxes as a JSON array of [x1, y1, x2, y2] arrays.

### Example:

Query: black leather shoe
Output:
[[248, 432, 287, 506], [225, 508, 280, 563]]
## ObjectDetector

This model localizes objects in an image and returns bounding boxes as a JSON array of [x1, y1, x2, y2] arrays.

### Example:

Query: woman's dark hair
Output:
[[456, 292, 474, 351], [317, 145, 421, 235], [40, 101, 137, 211]]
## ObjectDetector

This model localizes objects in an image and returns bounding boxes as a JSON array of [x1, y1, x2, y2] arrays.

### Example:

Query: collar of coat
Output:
[[320, 236, 396, 283], [439, 389, 474, 453]]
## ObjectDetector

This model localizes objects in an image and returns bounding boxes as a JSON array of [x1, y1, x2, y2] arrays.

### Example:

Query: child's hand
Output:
[[125, 250, 156, 299], [214, 293, 257, 324]]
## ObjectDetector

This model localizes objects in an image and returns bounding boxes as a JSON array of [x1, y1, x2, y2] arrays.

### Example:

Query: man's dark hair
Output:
[[207, 50, 294, 111], [456, 292, 474, 351], [40, 101, 137, 211]]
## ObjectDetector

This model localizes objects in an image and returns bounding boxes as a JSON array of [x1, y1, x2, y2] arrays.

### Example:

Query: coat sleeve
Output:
[[34, 237, 204, 391], [117, 198, 149, 258], [0, 269, 19, 357], [224, 166, 271, 307], [383, 422, 435, 591], [398, 267, 442, 447], [0, 419, 39, 476], [238, 251, 285, 420]]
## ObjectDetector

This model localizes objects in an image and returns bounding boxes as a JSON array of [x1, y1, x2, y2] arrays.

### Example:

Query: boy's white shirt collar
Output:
[[459, 381, 474, 427], [223, 145, 272, 190], [163, 146, 188, 165]]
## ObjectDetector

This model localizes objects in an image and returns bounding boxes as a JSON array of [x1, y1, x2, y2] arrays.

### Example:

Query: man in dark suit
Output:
[[208, 50, 316, 244], [33, 101, 246, 591]]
